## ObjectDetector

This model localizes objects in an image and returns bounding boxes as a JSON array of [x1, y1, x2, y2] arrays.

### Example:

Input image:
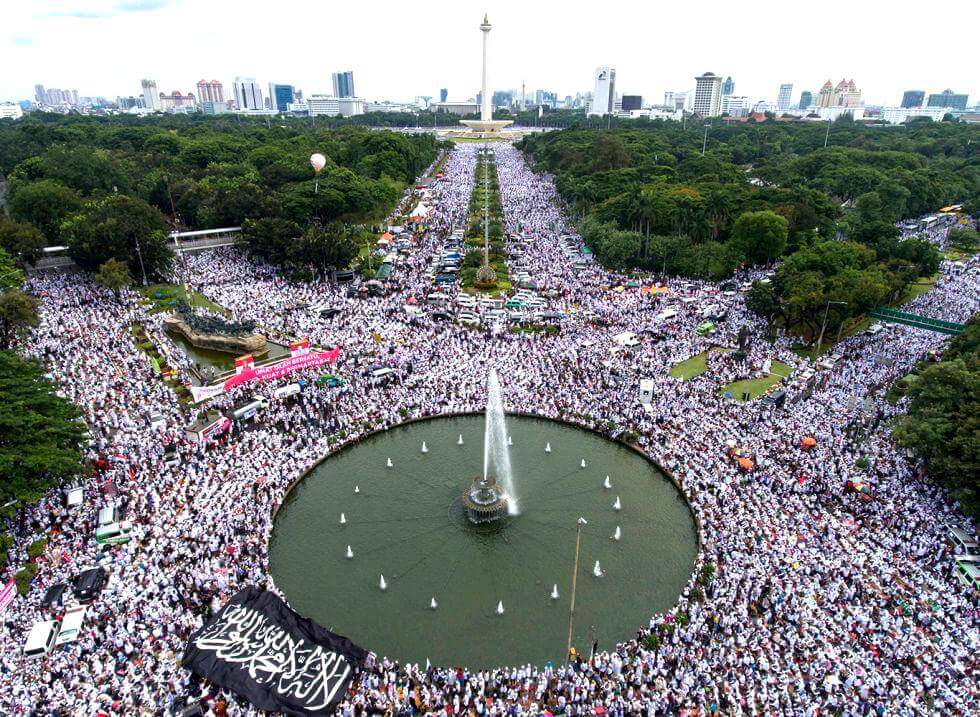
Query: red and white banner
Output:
[[191, 345, 340, 403], [0, 579, 16, 615]]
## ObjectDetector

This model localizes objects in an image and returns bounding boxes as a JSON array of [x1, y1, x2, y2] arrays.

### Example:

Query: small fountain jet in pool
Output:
[[379, 574, 387, 591], [354, 485, 360, 494], [612, 526, 621, 541], [346, 545, 354, 559], [339, 512, 347, 525], [603, 476, 612, 489], [430, 597, 438, 610], [463, 369, 518, 522], [457, 434, 464, 445], [593, 561, 604, 577], [545, 442, 551, 453], [507, 435, 513, 446], [550, 584, 560, 600], [580, 459, 587, 469], [421, 441, 429, 453], [496, 600, 505, 615], [613, 496, 622, 511], [386, 457, 393, 468]]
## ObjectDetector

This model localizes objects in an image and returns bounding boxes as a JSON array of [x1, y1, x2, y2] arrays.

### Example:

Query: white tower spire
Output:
[[480, 14, 492, 122]]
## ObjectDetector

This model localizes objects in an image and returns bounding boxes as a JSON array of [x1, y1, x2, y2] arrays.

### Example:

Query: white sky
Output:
[[2, 0, 978, 107]]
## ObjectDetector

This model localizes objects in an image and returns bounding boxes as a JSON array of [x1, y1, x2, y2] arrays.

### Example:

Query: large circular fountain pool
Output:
[[269, 415, 697, 668]]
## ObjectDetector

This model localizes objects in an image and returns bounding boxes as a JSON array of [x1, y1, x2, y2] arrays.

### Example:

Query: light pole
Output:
[[824, 120, 831, 148], [815, 300, 847, 355], [702, 123, 711, 156], [566, 517, 588, 659]]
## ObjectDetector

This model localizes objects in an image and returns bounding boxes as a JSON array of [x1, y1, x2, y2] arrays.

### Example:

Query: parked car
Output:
[[72, 567, 107, 603], [41, 583, 69, 611]]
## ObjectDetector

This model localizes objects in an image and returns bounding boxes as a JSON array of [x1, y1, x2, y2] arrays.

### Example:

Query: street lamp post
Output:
[[566, 517, 588, 659], [702, 123, 711, 156], [815, 300, 847, 355], [824, 120, 831, 148]]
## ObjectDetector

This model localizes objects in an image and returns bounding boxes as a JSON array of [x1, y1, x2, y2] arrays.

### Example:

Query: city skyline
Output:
[[3, 1, 978, 108]]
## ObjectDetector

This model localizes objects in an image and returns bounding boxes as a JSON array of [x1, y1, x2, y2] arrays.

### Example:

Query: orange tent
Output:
[[737, 457, 754, 471], [802, 436, 817, 449]]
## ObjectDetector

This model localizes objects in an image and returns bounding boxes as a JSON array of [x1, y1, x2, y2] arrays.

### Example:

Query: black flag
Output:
[[183, 587, 367, 715]]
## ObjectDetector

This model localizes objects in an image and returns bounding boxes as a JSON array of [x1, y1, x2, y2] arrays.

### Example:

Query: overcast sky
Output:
[[3, 0, 978, 107]]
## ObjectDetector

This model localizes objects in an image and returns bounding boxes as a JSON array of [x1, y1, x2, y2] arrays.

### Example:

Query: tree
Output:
[[0, 351, 85, 516], [893, 355, 979, 518], [7, 179, 82, 243], [94, 258, 133, 299], [948, 227, 979, 253], [61, 195, 172, 279], [241, 217, 302, 264], [746, 281, 781, 324], [0, 290, 39, 349], [0, 248, 24, 292], [730, 210, 789, 264], [297, 223, 359, 276], [0, 219, 46, 265]]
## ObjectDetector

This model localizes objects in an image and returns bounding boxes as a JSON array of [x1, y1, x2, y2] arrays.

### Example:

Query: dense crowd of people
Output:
[[0, 141, 977, 716]]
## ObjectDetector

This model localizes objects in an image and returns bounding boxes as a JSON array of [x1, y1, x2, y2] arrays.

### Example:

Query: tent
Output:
[[802, 436, 817, 449], [737, 457, 754, 471], [409, 203, 430, 219]]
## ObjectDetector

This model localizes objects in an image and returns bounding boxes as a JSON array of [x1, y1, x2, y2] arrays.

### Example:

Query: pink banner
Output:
[[191, 347, 340, 403], [0, 579, 16, 615]]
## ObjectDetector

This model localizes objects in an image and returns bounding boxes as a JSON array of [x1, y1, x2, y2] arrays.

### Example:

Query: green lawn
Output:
[[720, 360, 793, 402], [669, 352, 709, 380], [140, 283, 229, 316]]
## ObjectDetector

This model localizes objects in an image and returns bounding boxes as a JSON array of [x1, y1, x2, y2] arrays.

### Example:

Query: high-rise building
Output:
[[693, 72, 723, 117], [817, 79, 862, 108], [159, 91, 197, 111], [663, 91, 689, 111], [621, 95, 643, 111], [721, 95, 750, 117], [141, 79, 161, 111], [588, 67, 616, 116], [927, 89, 968, 110], [34, 84, 46, 104], [722, 76, 735, 96], [799, 91, 813, 109], [901, 90, 925, 108], [232, 77, 264, 110], [196, 80, 224, 104], [439, 88, 448, 103], [0, 103, 24, 120], [268, 83, 295, 112], [332, 71, 355, 98], [777, 83, 793, 111]]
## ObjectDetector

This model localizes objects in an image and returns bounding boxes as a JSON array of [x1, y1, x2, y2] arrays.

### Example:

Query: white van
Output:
[[949, 527, 980, 560], [274, 383, 302, 400], [95, 520, 134, 545], [55, 605, 87, 646], [371, 367, 396, 381], [656, 309, 678, 322], [232, 399, 266, 422], [97, 504, 118, 527], [24, 620, 60, 658], [613, 331, 640, 348]]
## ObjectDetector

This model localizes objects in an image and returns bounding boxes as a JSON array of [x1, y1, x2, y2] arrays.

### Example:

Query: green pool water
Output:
[[270, 415, 697, 668]]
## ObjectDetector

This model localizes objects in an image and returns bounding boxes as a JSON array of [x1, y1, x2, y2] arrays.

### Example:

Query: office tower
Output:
[[663, 91, 688, 111], [332, 71, 355, 98], [34, 84, 46, 104], [232, 77, 264, 110], [722, 76, 734, 96], [818, 79, 862, 108], [621, 95, 642, 111], [141, 79, 161, 110], [439, 88, 448, 103], [196, 80, 224, 104], [588, 67, 616, 116], [777, 83, 793, 111], [799, 91, 813, 109], [159, 91, 196, 111], [534, 90, 557, 108], [901, 90, 925, 108], [721, 95, 750, 116], [927, 89, 968, 110], [268, 84, 295, 113], [693, 72, 723, 117]]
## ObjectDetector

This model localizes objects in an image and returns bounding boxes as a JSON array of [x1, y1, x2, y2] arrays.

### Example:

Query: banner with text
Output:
[[191, 346, 340, 403], [182, 587, 366, 715]]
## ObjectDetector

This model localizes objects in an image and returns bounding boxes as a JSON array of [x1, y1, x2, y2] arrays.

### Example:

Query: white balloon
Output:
[[310, 153, 327, 173]]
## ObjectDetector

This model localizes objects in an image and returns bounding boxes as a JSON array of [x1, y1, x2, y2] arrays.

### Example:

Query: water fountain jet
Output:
[[421, 441, 428, 454], [463, 369, 517, 522], [613, 497, 621, 511], [339, 512, 347, 525], [379, 574, 387, 591], [603, 476, 611, 489], [346, 545, 354, 559], [612, 526, 621, 541], [550, 584, 559, 600], [545, 442, 551, 453], [496, 600, 505, 615]]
